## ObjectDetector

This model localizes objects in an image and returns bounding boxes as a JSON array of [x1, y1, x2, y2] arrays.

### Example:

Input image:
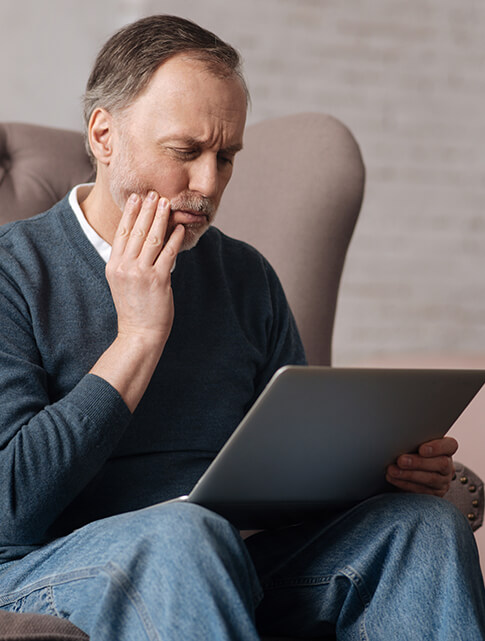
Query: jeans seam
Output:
[[0, 567, 102, 607], [261, 575, 333, 589], [340, 566, 370, 641], [260, 566, 371, 641], [0, 563, 160, 641], [101, 561, 161, 641], [45, 585, 61, 618]]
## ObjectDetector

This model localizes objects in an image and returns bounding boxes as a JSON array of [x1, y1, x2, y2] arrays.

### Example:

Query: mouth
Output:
[[171, 209, 209, 225]]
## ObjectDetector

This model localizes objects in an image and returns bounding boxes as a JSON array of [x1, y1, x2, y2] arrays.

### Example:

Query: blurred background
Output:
[[1, 0, 485, 555], [1, 0, 484, 367]]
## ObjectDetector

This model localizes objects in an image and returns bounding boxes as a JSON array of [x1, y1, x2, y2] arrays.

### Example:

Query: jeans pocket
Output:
[[1, 585, 58, 617]]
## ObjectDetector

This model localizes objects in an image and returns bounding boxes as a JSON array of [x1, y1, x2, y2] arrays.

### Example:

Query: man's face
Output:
[[108, 55, 247, 251]]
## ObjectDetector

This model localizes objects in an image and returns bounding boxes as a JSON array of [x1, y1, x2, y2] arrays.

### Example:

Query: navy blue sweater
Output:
[[0, 196, 305, 561]]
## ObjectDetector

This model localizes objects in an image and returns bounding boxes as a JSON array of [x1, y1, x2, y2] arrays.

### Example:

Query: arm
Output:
[[0, 192, 184, 548], [90, 192, 185, 412], [386, 436, 458, 497]]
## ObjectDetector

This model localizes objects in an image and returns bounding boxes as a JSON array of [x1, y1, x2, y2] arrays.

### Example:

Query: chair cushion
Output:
[[0, 611, 88, 640]]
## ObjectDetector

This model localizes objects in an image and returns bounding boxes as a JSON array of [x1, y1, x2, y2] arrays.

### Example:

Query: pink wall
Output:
[[361, 354, 485, 576]]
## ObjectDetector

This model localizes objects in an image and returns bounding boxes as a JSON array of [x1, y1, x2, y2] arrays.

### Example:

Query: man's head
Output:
[[83, 14, 249, 163], [82, 15, 248, 250]]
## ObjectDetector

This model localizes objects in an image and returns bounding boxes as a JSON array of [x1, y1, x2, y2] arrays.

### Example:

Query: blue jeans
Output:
[[0, 494, 483, 640]]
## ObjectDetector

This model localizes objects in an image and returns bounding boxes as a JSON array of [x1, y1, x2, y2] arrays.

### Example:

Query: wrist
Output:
[[115, 328, 167, 353], [90, 331, 167, 413]]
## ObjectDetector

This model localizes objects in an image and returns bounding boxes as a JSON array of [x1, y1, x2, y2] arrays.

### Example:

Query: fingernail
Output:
[[159, 197, 169, 209], [423, 446, 433, 456], [401, 456, 413, 467], [129, 193, 139, 203], [148, 191, 158, 201]]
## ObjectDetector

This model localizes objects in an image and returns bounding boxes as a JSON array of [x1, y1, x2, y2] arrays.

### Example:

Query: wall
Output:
[[1, 0, 484, 366]]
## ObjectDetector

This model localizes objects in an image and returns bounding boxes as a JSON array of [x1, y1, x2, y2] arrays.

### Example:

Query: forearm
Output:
[[90, 333, 165, 413], [91, 192, 184, 412]]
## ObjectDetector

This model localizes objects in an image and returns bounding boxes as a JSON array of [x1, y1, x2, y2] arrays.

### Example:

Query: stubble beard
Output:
[[109, 145, 217, 252]]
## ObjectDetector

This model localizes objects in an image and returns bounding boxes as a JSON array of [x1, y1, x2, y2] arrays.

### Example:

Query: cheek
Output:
[[216, 168, 234, 201], [136, 158, 190, 197]]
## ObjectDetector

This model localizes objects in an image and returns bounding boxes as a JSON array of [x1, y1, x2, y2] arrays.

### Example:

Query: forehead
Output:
[[124, 55, 247, 145]]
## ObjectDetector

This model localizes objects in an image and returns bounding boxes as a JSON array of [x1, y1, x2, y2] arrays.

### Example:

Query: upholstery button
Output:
[[460, 476, 468, 484], [468, 513, 476, 521], [468, 485, 477, 493], [472, 499, 479, 508], [452, 473, 457, 481]]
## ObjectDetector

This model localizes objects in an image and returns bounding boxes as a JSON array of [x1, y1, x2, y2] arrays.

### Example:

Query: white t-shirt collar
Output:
[[68, 184, 176, 272], [69, 183, 112, 263]]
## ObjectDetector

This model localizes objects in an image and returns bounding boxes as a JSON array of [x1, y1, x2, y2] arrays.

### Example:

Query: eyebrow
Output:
[[159, 136, 244, 155]]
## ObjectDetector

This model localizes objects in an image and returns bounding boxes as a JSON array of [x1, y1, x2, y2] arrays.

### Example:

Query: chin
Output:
[[178, 223, 211, 252]]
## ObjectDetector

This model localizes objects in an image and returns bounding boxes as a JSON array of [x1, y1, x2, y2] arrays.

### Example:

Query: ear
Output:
[[88, 108, 114, 166]]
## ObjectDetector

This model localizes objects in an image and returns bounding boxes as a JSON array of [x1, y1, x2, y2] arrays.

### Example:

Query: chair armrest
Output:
[[0, 610, 88, 640], [444, 461, 483, 531]]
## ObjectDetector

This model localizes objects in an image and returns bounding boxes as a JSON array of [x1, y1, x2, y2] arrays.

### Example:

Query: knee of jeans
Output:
[[113, 502, 244, 563], [371, 493, 473, 543]]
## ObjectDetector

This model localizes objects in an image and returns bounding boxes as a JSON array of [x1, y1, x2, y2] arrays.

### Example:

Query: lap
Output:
[[0, 500, 256, 611], [0, 493, 476, 639], [246, 493, 477, 638]]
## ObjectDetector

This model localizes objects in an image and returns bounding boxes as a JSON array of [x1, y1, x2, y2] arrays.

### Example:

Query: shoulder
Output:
[[0, 196, 74, 288], [0, 196, 71, 250]]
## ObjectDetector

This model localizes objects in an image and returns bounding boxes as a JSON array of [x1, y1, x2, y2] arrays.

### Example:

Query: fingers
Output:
[[385, 475, 450, 497], [123, 191, 167, 260], [155, 223, 185, 273], [138, 196, 171, 266], [395, 452, 455, 477], [111, 191, 184, 267], [418, 436, 458, 458], [386, 464, 453, 497], [111, 193, 142, 257], [386, 437, 458, 497]]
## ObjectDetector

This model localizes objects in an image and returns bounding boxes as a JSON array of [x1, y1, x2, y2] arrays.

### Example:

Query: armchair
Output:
[[0, 114, 482, 640]]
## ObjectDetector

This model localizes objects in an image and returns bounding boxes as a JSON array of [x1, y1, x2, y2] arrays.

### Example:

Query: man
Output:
[[0, 14, 483, 640]]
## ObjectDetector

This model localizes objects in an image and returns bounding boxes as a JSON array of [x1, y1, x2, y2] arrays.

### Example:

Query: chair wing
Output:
[[217, 113, 365, 365]]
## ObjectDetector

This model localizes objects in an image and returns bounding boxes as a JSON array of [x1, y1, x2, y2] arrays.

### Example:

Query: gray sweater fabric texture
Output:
[[0, 195, 305, 561]]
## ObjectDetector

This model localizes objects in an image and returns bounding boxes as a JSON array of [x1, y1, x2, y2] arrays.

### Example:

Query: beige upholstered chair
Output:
[[0, 115, 482, 640]]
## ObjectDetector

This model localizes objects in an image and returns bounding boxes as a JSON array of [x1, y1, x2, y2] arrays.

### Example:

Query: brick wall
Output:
[[2, 0, 484, 365], [130, 0, 485, 365]]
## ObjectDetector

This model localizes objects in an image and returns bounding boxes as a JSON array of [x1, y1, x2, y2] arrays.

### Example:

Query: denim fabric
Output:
[[0, 502, 262, 640], [0, 494, 484, 640], [247, 493, 485, 640]]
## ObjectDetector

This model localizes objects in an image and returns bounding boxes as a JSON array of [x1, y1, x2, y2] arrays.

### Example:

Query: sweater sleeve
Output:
[[0, 277, 132, 551]]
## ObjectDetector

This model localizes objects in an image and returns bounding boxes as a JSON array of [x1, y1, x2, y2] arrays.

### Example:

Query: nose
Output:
[[188, 153, 219, 199]]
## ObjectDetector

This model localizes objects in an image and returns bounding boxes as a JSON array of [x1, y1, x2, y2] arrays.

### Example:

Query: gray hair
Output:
[[82, 14, 249, 165]]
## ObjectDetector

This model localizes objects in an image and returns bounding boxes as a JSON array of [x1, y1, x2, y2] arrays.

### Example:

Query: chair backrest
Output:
[[218, 113, 364, 365], [0, 114, 365, 365]]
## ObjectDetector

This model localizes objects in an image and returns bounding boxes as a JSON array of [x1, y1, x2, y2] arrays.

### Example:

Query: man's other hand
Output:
[[386, 437, 458, 497]]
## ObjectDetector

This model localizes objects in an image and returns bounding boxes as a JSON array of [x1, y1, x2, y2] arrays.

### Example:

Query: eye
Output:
[[217, 153, 234, 167], [171, 148, 199, 160]]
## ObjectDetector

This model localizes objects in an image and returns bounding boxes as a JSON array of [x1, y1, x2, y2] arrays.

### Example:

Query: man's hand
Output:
[[90, 191, 185, 412], [106, 191, 185, 346], [386, 437, 458, 497]]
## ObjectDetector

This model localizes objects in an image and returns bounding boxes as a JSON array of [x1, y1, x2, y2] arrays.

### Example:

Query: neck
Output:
[[79, 179, 122, 245]]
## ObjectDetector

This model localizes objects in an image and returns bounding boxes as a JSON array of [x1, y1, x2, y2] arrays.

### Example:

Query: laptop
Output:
[[181, 365, 485, 529]]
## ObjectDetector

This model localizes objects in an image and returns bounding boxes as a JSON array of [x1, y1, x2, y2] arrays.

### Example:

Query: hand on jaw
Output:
[[90, 191, 185, 412], [386, 436, 458, 497], [107, 191, 184, 346]]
